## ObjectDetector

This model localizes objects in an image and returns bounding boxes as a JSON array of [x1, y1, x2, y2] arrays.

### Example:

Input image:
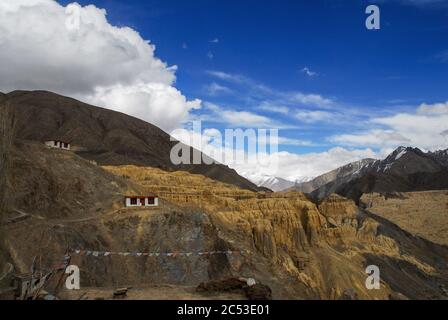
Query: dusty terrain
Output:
[[360, 191, 448, 246], [1, 89, 448, 300], [59, 285, 246, 300], [1, 140, 448, 300]]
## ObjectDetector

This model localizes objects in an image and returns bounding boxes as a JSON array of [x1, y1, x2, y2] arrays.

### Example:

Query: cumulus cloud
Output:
[[0, 0, 200, 132], [88, 83, 201, 131]]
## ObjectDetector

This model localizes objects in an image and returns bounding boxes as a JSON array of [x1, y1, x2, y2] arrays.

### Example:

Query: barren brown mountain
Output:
[[2, 90, 262, 192]]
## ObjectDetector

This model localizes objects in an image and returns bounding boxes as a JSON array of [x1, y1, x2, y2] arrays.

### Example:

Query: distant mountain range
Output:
[[290, 159, 377, 194], [249, 158, 378, 193], [303, 146, 448, 202], [238, 147, 448, 195], [245, 174, 312, 192]]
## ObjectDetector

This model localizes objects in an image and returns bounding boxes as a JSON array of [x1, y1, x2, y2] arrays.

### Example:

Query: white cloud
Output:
[[295, 110, 335, 123], [172, 124, 380, 182], [331, 129, 411, 148], [0, 0, 200, 132], [205, 82, 233, 96], [203, 102, 275, 127], [206, 70, 334, 108], [206, 70, 254, 86], [331, 101, 448, 151], [236, 147, 380, 182], [209, 38, 219, 44], [88, 83, 201, 131], [258, 102, 289, 115], [277, 137, 315, 147], [221, 111, 272, 127], [301, 67, 318, 77], [417, 101, 448, 114], [286, 92, 333, 108]]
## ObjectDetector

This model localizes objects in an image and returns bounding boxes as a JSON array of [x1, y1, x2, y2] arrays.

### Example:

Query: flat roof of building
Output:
[[45, 139, 71, 144], [125, 195, 158, 198]]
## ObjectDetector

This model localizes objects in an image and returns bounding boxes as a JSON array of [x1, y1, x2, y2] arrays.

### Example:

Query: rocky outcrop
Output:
[[318, 194, 359, 228]]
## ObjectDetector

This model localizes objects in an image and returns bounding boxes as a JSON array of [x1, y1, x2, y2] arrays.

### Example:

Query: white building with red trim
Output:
[[125, 195, 159, 207]]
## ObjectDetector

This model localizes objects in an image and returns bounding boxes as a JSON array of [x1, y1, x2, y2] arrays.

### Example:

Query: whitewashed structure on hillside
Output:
[[125, 195, 159, 208], [45, 140, 71, 150]]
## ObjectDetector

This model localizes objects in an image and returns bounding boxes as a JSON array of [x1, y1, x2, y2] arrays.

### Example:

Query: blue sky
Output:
[[58, 0, 448, 156], [1, 0, 448, 181]]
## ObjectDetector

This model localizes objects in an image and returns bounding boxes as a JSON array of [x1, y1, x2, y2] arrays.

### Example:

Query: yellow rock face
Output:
[[4, 138, 448, 300], [102, 165, 448, 300]]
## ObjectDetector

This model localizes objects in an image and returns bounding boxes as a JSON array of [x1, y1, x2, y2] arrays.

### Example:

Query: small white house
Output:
[[125, 195, 159, 208], [45, 140, 71, 150]]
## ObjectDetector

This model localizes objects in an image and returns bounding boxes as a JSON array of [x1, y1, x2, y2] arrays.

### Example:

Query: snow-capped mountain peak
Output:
[[243, 173, 311, 192]]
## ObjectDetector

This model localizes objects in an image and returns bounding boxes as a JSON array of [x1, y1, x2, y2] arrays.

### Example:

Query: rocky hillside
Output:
[[428, 149, 448, 168], [1, 109, 448, 300], [10, 142, 139, 219], [310, 147, 448, 202], [2, 90, 261, 192]]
